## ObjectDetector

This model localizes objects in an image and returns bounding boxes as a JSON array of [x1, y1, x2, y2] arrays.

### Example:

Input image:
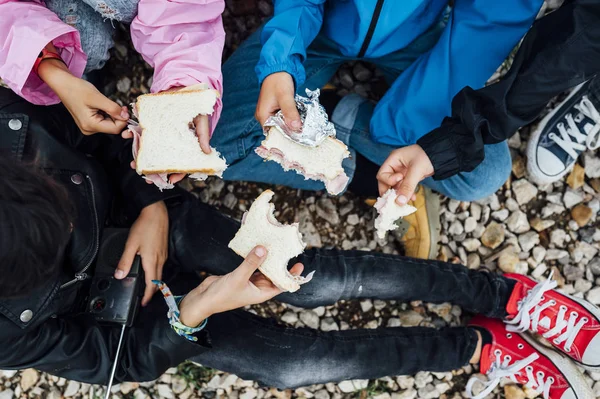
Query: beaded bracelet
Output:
[[152, 280, 207, 342]]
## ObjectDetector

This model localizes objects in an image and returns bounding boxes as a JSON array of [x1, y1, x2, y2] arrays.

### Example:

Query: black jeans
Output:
[[168, 198, 516, 388]]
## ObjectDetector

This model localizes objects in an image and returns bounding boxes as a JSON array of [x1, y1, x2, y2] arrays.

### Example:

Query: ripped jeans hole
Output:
[[96, 2, 120, 20]]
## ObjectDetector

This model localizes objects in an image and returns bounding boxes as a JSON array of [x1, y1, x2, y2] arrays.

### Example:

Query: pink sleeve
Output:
[[0, 0, 87, 105], [130, 0, 226, 134]]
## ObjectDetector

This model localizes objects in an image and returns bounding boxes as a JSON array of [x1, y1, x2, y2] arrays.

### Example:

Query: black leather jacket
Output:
[[0, 88, 208, 383]]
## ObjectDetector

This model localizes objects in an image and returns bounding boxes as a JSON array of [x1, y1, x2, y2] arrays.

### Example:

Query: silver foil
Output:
[[263, 88, 336, 147]]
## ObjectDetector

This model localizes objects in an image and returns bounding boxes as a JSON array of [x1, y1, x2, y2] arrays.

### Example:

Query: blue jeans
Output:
[[212, 23, 511, 201], [46, 0, 139, 73]]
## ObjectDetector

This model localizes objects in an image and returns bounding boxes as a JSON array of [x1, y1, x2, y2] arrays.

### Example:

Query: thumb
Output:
[[278, 94, 301, 131], [116, 243, 138, 279], [395, 170, 422, 206], [93, 93, 129, 121], [236, 246, 268, 280]]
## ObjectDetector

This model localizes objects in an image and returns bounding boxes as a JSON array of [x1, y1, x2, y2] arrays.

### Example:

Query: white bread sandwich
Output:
[[228, 189, 314, 293], [129, 86, 227, 190], [255, 126, 350, 195], [374, 188, 417, 239]]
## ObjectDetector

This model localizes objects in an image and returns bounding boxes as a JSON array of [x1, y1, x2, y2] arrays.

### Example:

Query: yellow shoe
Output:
[[394, 186, 440, 259]]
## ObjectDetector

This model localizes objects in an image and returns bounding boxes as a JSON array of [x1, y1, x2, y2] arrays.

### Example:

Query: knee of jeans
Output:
[[83, 0, 139, 22], [456, 144, 512, 202]]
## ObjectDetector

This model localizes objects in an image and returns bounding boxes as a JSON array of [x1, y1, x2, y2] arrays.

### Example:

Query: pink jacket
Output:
[[0, 0, 225, 130]]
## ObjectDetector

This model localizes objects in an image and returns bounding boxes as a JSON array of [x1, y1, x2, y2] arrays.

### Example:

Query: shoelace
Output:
[[466, 350, 552, 399], [506, 272, 587, 352], [550, 96, 600, 159]]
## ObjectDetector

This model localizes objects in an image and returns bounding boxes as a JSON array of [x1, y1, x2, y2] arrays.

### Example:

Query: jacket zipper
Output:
[[357, 0, 385, 58], [59, 175, 100, 290]]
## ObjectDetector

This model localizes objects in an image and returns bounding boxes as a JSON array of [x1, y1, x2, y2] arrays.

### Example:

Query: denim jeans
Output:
[[45, 0, 138, 73], [212, 22, 512, 201], [168, 198, 516, 388]]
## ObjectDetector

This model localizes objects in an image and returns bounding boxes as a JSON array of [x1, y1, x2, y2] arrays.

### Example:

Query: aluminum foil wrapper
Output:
[[263, 88, 336, 147]]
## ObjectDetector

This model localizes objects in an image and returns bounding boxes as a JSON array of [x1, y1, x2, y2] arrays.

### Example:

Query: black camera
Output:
[[87, 229, 144, 327]]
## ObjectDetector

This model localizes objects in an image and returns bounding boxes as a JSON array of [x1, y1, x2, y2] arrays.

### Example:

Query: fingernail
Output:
[[397, 195, 408, 205], [255, 247, 266, 257], [115, 270, 125, 279], [291, 120, 301, 129], [120, 110, 130, 120]]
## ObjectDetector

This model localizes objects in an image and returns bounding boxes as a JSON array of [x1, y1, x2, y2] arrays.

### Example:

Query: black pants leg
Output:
[[168, 198, 516, 387]]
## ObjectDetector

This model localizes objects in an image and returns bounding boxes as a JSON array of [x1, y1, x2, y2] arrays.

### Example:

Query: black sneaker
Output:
[[527, 80, 600, 185]]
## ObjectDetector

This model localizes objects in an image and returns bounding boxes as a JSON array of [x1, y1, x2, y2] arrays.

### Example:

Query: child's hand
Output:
[[256, 72, 301, 130], [377, 144, 434, 205], [38, 59, 129, 135], [178, 246, 304, 327]]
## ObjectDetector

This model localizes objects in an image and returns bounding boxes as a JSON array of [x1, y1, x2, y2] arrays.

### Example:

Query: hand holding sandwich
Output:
[[377, 144, 434, 205], [37, 45, 129, 136], [256, 72, 302, 130], [178, 246, 304, 327]]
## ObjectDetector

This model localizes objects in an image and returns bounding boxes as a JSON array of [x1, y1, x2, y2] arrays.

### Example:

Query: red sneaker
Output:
[[505, 272, 600, 370], [467, 316, 591, 399]]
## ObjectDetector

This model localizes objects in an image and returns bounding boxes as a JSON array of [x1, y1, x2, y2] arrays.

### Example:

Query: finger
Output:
[[115, 242, 137, 279], [130, 160, 136, 169], [94, 117, 128, 135], [377, 170, 404, 188], [169, 173, 186, 184], [141, 257, 158, 306], [195, 115, 212, 154], [235, 246, 268, 280], [289, 263, 304, 276], [278, 94, 301, 131], [394, 171, 422, 206], [255, 105, 271, 126], [122, 130, 133, 139], [94, 93, 129, 121]]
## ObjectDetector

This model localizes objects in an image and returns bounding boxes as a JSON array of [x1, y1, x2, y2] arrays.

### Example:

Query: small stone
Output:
[[550, 229, 567, 247], [320, 317, 339, 331], [392, 390, 417, 399], [360, 300, 373, 312], [567, 164, 586, 189], [575, 279, 593, 293], [448, 199, 461, 213], [506, 198, 520, 212], [531, 264, 547, 279], [508, 133, 522, 149], [532, 246, 546, 263], [0, 390, 14, 399], [171, 376, 187, 394], [541, 203, 566, 218], [462, 238, 481, 252], [512, 156, 526, 179], [530, 217, 555, 232], [396, 376, 415, 390], [240, 387, 258, 399], [448, 220, 464, 236], [338, 380, 368, 393], [579, 227, 597, 243], [584, 153, 600, 178], [399, 310, 424, 326], [467, 253, 481, 269], [352, 63, 373, 82], [591, 178, 600, 193], [281, 311, 298, 324], [347, 214, 360, 226], [223, 192, 237, 209], [414, 372, 433, 389], [571, 204, 594, 227], [563, 189, 585, 208], [470, 203, 482, 221], [518, 231, 540, 252], [498, 250, 523, 274], [546, 249, 569, 261], [19, 369, 39, 392], [299, 310, 320, 329], [481, 222, 505, 249], [117, 77, 131, 93], [120, 382, 139, 395], [504, 385, 527, 399], [587, 287, 600, 305], [589, 257, 600, 276], [64, 381, 81, 397], [506, 211, 530, 234], [513, 179, 538, 205], [316, 198, 340, 225], [314, 389, 330, 399], [387, 318, 401, 327], [464, 217, 477, 233], [491, 209, 509, 222]]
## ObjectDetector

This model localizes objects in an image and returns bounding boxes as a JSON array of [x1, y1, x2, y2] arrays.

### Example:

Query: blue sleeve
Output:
[[370, 0, 544, 147], [255, 0, 326, 87]]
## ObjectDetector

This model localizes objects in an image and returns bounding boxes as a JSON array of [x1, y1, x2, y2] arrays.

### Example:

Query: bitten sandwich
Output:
[[129, 87, 228, 190], [255, 126, 350, 195], [228, 189, 314, 293], [374, 188, 417, 239]]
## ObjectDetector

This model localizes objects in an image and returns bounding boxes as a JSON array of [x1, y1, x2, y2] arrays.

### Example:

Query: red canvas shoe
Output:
[[467, 316, 592, 399], [505, 272, 600, 370]]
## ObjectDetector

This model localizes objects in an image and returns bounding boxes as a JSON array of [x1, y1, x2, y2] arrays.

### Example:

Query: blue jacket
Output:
[[255, 0, 544, 146]]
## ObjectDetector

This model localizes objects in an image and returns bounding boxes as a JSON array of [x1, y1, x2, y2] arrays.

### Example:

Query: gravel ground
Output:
[[3, 0, 600, 398]]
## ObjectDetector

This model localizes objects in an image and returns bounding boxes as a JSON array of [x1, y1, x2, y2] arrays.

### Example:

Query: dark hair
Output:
[[0, 154, 73, 298]]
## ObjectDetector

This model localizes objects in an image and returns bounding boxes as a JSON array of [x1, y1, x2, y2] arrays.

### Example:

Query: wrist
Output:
[[179, 292, 212, 327], [38, 59, 73, 92]]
